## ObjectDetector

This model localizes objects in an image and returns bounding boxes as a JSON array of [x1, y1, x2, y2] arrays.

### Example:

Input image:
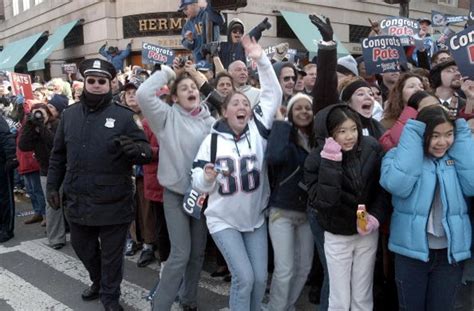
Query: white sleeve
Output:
[[191, 135, 217, 193], [252, 54, 282, 130]]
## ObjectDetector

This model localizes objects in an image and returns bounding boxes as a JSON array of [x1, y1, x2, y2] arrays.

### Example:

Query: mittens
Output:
[[320, 137, 342, 162]]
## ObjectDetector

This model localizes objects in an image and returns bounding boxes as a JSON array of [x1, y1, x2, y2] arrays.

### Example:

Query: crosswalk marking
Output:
[[0, 267, 72, 310], [0, 237, 231, 310]]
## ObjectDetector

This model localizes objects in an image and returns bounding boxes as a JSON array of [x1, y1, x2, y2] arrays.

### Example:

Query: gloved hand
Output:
[[309, 15, 333, 42], [320, 137, 342, 162], [5, 157, 18, 171], [116, 135, 142, 160], [249, 17, 272, 41], [357, 213, 379, 236], [46, 188, 60, 210]]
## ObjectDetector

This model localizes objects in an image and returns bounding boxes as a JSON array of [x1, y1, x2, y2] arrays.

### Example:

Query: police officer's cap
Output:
[[79, 58, 116, 80], [178, 0, 197, 11]]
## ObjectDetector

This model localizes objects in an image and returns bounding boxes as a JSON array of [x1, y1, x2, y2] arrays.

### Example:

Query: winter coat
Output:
[[380, 119, 474, 263], [142, 119, 163, 203], [266, 121, 308, 213], [304, 104, 387, 235]]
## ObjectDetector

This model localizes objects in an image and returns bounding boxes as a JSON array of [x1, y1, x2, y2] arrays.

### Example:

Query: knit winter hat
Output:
[[287, 92, 312, 115], [337, 55, 359, 76], [48, 94, 69, 113]]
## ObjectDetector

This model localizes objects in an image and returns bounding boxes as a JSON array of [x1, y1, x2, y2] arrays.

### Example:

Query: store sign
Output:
[[123, 12, 187, 38]]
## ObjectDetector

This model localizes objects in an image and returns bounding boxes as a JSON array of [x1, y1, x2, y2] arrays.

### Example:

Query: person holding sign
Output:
[[190, 35, 281, 311], [380, 105, 474, 311]]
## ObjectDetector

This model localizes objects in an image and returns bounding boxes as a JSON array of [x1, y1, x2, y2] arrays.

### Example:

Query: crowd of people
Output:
[[1, 0, 474, 310]]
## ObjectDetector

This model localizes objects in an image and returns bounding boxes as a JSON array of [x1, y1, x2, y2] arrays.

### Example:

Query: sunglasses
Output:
[[283, 76, 296, 82], [86, 78, 108, 85]]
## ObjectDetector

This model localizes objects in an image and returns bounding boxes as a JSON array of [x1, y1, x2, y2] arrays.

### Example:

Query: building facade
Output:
[[0, 0, 469, 79]]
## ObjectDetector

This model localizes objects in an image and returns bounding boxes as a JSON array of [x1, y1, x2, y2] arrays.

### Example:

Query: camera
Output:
[[214, 163, 229, 175], [29, 109, 45, 123], [177, 55, 191, 68]]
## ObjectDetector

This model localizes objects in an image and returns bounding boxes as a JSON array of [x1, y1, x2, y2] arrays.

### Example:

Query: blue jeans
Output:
[[395, 249, 464, 311], [23, 171, 45, 216], [212, 222, 268, 311], [307, 208, 329, 311]]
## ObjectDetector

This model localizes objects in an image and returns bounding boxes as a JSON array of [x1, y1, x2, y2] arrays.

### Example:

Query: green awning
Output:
[[280, 10, 350, 59], [27, 20, 81, 71], [0, 32, 45, 71]]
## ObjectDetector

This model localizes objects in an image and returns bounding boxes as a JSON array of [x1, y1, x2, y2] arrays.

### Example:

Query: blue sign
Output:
[[141, 42, 175, 65], [448, 26, 474, 80], [182, 187, 207, 219], [379, 17, 419, 46], [361, 36, 407, 75]]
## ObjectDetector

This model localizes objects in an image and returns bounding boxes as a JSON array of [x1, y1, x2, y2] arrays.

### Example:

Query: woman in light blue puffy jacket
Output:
[[380, 105, 474, 311]]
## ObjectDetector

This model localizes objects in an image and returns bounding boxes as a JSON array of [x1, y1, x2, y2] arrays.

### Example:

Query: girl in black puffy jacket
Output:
[[304, 104, 388, 311]]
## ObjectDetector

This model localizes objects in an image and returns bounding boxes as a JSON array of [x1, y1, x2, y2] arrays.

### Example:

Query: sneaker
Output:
[[137, 249, 155, 267], [125, 239, 138, 256], [24, 214, 43, 225]]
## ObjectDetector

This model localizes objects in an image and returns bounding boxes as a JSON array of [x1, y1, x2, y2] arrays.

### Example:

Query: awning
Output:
[[27, 20, 81, 71], [280, 10, 350, 59], [0, 32, 45, 71]]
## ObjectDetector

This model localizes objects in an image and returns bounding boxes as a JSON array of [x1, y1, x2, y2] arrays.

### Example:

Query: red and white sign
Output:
[[9, 72, 33, 100]]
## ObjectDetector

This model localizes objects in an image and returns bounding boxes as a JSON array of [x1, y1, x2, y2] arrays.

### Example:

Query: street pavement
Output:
[[0, 194, 318, 310]]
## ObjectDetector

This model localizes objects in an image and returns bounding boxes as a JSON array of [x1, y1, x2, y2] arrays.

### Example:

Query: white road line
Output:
[[19, 239, 150, 310], [0, 267, 72, 310]]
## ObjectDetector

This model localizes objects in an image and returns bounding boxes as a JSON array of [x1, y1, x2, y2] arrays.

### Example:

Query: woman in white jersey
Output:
[[191, 35, 282, 311]]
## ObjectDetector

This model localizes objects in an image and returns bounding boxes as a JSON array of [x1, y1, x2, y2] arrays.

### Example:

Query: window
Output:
[[23, 0, 30, 11], [349, 25, 372, 43], [34, 0, 43, 4], [12, 0, 19, 16], [64, 24, 84, 48], [438, 0, 458, 6]]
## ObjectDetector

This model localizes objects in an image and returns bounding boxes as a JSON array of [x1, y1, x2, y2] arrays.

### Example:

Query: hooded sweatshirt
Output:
[[136, 71, 215, 195], [219, 18, 247, 69], [191, 53, 282, 234]]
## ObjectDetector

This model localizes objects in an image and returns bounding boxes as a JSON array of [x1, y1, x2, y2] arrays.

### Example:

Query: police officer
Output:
[[46, 58, 152, 311], [0, 115, 17, 243]]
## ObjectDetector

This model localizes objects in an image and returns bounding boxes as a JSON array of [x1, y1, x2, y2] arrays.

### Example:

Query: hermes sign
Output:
[[123, 12, 187, 38]]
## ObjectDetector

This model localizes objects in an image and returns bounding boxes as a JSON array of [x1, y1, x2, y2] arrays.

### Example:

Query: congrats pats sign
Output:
[[379, 17, 419, 46], [448, 26, 474, 79], [141, 42, 175, 65], [362, 36, 406, 75]]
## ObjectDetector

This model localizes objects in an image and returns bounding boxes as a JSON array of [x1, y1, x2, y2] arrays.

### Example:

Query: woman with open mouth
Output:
[[191, 35, 282, 311], [136, 54, 215, 310]]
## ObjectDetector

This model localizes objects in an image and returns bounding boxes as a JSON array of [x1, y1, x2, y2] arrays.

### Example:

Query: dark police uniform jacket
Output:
[[47, 98, 152, 226]]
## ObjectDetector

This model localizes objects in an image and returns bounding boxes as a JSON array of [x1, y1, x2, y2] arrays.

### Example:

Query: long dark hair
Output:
[[287, 101, 316, 148], [416, 105, 455, 154], [326, 106, 363, 144]]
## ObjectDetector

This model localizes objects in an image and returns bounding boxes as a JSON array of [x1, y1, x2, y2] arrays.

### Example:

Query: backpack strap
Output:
[[210, 133, 218, 164]]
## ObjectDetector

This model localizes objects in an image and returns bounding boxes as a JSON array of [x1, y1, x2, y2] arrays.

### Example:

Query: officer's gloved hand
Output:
[[116, 135, 142, 160], [5, 157, 19, 171], [46, 188, 60, 210], [309, 15, 333, 42]]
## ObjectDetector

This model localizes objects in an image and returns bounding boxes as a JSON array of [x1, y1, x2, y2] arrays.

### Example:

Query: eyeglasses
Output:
[[86, 78, 108, 85], [283, 76, 296, 82]]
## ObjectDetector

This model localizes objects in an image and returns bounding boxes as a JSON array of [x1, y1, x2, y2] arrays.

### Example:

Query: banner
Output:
[[264, 45, 297, 63], [361, 36, 407, 75], [379, 17, 419, 46], [61, 63, 77, 75], [469, 0, 474, 26], [448, 25, 474, 80], [431, 10, 468, 27], [141, 42, 175, 65], [9, 72, 33, 100]]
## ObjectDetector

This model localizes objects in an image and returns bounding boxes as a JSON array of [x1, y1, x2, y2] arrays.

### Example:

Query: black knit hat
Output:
[[429, 60, 457, 89]]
